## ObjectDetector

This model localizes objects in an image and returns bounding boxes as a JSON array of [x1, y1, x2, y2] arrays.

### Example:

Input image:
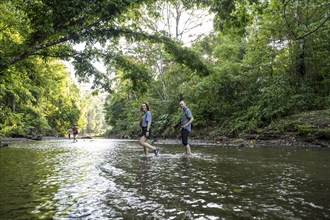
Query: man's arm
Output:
[[184, 116, 194, 128], [184, 109, 194, 129]]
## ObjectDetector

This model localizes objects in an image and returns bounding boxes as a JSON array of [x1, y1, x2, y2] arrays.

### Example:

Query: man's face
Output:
[[179, 101, 186, 109]]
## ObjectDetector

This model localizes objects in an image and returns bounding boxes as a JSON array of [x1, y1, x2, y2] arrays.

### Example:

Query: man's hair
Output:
[[179, 100, 186, 105]]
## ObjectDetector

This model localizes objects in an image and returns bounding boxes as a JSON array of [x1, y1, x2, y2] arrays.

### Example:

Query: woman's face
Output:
[[141, 103, 147, 112]]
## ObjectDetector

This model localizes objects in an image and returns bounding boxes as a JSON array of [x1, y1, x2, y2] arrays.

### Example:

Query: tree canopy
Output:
[[1, 0, 211, 91]]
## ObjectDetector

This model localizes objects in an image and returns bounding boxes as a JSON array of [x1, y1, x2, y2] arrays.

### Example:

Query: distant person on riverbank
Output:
[[139, 102, 159, 156], [72, 124, 78, 142], [68, 128, 73, 139], [179, 100, 194, 156]]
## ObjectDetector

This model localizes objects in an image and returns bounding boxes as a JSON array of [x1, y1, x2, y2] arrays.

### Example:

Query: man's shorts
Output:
[[181, 128, 190, 145]]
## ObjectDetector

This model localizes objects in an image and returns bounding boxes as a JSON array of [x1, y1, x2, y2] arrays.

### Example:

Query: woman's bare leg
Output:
[[139, 136, 156, 154], [144, 146, 148, 154]]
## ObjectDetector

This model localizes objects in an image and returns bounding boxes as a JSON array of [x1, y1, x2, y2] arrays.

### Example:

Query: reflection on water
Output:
[[0, 139, 329, 219]]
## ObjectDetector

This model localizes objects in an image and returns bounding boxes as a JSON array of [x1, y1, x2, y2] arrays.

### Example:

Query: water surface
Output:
[[0, 139, 329, 219]]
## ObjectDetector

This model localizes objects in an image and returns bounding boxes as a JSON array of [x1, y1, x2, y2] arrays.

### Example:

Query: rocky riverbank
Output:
[[0, 137, 64, 147], [152, 135, 329, 148], [1, 134, 329, 148]]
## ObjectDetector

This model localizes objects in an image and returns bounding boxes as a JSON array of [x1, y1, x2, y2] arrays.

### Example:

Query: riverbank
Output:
[[1, 135, 329, 148], [152, 134, 329, 148]]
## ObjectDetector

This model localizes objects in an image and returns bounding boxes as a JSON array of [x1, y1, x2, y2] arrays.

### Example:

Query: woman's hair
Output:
[[140, 102, 150, 111]]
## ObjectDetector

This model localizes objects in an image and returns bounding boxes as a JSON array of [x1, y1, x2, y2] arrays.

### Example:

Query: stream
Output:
[[0, 139, 329, 219]]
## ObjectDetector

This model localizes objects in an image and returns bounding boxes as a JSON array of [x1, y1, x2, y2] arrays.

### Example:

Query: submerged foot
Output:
[[154, 148, 160, 157]]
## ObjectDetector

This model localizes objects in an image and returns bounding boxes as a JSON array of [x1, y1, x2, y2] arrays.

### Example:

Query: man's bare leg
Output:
[[185, 144, 192, 155]]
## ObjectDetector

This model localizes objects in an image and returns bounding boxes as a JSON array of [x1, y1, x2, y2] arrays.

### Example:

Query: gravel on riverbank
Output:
[[152, 137, 329, 148], [2, 136, 328, 148]]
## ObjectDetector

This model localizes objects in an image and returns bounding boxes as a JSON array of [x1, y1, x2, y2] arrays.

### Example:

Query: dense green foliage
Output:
[[103, 0, 330, 140], [1, 0, 329, 140], [0, 0, 209, 137], [0, 59, 81, 137]]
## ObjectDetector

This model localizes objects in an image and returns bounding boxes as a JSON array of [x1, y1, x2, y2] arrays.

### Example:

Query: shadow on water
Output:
[[0, 139, 329, 219]]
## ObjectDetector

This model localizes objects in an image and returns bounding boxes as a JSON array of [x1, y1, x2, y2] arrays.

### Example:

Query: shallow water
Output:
[[0, 139, 329, 219]]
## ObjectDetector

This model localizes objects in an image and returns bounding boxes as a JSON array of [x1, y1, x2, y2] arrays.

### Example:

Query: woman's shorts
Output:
[[141, 127, 151, 139]]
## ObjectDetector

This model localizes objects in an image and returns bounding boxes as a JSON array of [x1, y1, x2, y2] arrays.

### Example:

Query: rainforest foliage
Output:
[[1, 0, 329, 139]]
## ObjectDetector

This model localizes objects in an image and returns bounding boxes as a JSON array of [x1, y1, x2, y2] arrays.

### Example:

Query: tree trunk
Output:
[[297, 39, 306, 77]]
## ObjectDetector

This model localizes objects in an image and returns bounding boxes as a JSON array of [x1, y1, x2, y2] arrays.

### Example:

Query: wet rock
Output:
[[311, 141, 329, 148], [0, 142, 9, 147], [27, 135, 42, 140]]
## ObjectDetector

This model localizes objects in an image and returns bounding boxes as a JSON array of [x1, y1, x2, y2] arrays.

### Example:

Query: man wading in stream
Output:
[[179, 100, 194, 156]]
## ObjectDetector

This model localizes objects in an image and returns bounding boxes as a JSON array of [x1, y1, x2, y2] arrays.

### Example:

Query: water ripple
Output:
[[1, 140, 329, 219]]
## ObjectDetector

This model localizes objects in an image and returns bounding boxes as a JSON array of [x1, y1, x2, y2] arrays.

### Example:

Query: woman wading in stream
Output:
[[139, 102, 159, 156]]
